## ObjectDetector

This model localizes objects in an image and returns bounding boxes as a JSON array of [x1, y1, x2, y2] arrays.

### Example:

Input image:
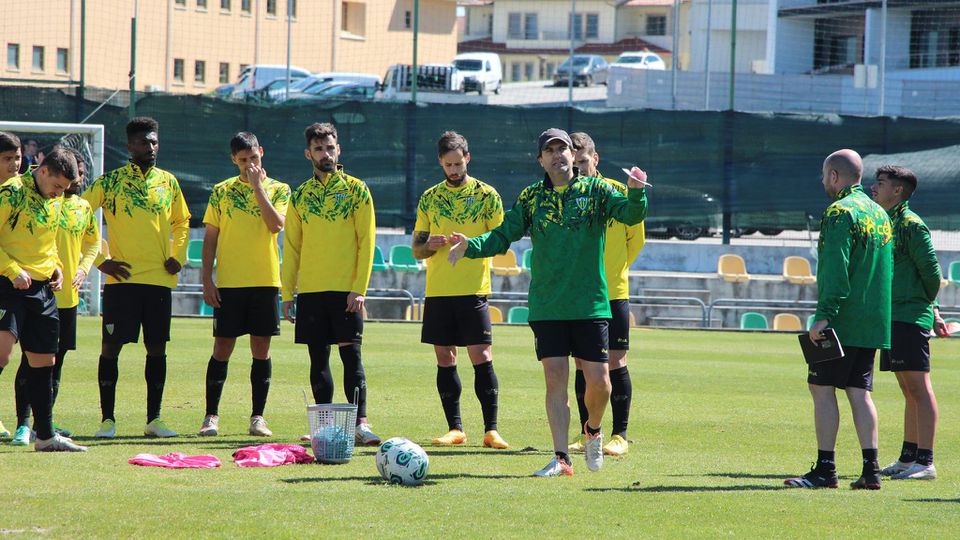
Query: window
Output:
[[266, 0, 276, 15], [56, 48, 69, 74], [569, 14, 583, 40], [524, 14, 538, 40], [511, 63, 521, 81], [646, 15, 666, 36], [405, 10, 411, 29], [585, 14, 599, 39], [219, 62, 230, 83], [197, 0, 207, 8], [524, 62, 534, 81], [32, 46, 44, 71], [175, 0, 185, 5], [239, 63, 249, 73], [545, 62, 555, 77], [195, 60, 206, 82], [241, 0, 251, 13], [341, 2, 367, 37], [221, 0, 230, 11], [508, 13, 536, 40], [7, 43, 19, 70], [508, 13, 521, 39], [173, 59, 184, 83]]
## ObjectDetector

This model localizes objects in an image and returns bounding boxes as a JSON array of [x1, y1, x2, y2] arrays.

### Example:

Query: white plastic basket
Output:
[[306, 403, 358, 464]]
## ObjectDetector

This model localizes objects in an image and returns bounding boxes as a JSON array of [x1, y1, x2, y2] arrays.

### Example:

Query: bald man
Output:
[[784, 149, 893, 490]]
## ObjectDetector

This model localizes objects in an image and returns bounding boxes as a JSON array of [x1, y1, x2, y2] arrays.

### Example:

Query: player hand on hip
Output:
[[50, 267, 64, 292], [12, 270, 31, 290], [164, 257, 182, 275], [202, 279, 221, 309], [447, 232, 468, 267], [72, 268, 87, 290], [346, 292, 365, 313], [98, 259, 132, 281], [809, 319, 829, 342], [281, 301, 296, 323], [426, 235, 448, 250]]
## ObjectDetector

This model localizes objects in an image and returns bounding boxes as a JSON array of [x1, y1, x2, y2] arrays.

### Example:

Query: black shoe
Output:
[[850, 473, 881, 490], [784, 468, 838, 489]]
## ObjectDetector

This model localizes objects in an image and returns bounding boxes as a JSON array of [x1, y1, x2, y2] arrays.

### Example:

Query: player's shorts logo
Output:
[[0, 309, 6, 320], [576, 197, 588, 211], [105, 323, 115, 335]]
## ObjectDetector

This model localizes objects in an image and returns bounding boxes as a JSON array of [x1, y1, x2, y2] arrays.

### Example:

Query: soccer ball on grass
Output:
[[375, 437, 429, 486]]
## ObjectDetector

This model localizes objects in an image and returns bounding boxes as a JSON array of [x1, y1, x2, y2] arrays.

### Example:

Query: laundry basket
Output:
[[306, 403, 357, 464]]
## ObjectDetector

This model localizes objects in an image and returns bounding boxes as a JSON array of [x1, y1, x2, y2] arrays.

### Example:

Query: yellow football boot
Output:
[[432, 429, 466, 445], [482, 430, 510, 449]]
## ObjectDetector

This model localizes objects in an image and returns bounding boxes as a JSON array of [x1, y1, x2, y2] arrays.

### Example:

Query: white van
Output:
[[230, 64, 311, 98], [453, 53, 502, 94]]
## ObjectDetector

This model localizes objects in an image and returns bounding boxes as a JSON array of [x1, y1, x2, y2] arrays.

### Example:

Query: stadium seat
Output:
[[77, 298, 88, 315], [949, 261, 960, 284], [200, 302, 214, 316], [492, 251, 522, 276], [187, 239, 203, 267], [944, 317, 960, 325], [739, 312, 768, 330], [389, 245, 421, 272], [773, 313, 803, 331], [489, 306, 504, 323], [521, 248, 533, 272], [404, 304, 422, 321], [718, 254, 750, 283], [372, 245, 390, 272], [629, 310, 637, 327], [507, 306, 529, 324], [807, 314, 817, 331], [782, 256, 815, 285], [942, 278, 950, 289]]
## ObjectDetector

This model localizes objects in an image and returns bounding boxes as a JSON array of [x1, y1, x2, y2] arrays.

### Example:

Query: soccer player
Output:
[[198, 132, 290, 437], [870, 165, 943, 481], [281, 122, 380, 445], [412, 131, 509, 449], [567, 132, 645, 457], [11, 150, 99, 446], [84, 117, 191, 438], [448, 128, 648, 477], [785, 149, 892, 490], [0, 131, 24, 439], [0, 148, 87, 451]]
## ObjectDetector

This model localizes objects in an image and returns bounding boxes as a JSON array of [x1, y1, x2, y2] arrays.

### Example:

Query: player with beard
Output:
[[412, 131, 508, 449], [11, 151, 99, 445], [281, 122, 380, 445]]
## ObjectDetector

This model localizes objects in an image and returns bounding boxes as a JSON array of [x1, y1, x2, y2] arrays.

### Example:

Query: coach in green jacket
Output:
[[785, 149, 893, 491], [448, 128, 647, 478], [871, 165, 943, 481]]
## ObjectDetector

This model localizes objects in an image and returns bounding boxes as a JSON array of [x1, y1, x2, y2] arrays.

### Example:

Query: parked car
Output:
[[613, 51, 666, 70], [229, 64, 311, 98], [266, 72, 381, 102], [297, 81, 378, 101], [553, 55, 609, 87], [452, 52, 502, 95]]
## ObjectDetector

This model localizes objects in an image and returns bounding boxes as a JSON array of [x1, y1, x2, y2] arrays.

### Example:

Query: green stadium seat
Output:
[[77, 298, 88, 315], [507, 306, 529, 324], [522, 248, 533, 271], [807, 314, 817, 331], [389, 245, 421, 272], [187, 239, 203, 267], [949, 260, 960, 284], [740, 312, 768, 330], [200, 301, 214, 316], [372, 245, 389, 272], [945, 317, 960, 325]]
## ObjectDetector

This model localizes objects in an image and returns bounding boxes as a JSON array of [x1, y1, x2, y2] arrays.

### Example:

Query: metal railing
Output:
[[707, 298, 818, 328], [630, 294, 709, 327]]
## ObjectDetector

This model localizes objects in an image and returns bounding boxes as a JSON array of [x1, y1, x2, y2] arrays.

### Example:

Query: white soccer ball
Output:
[[375, 437, 429, 486]]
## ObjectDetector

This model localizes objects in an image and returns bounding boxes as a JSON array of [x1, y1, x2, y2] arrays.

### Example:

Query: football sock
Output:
[[816, 450, 836, 473], [555, 451, 572, 466], [473, 362, 499, 432], [574, 369, 588, 434], [98, 355, 119, 422], [609, 366, 632, 437], [250, 357, 271, 417], [436, 365, 463, 431], [145, 355, 167, 423], [585, 423, 601, 436], [308, 343, 334, 404], [916, 448, 933, 466], [28, 365, 54, 441], [15, 353, 30, 427], [861, 448, 879, 474], [898, 441, 918, 463], [204, 357, 229, 416], [51, 350, 66, 407], [339, 344, 367, 418]]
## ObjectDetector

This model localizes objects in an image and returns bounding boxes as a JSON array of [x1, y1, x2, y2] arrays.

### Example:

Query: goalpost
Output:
[[0, 121, 105, 316]]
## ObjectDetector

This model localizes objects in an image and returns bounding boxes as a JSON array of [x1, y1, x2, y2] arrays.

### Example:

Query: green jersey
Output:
[[465, 173, 647, 321], [815, 184, 893, 349], [888, 201, 941, 330]]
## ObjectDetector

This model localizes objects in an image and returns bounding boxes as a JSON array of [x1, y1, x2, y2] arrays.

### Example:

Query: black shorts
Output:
[[214, 287, 281, 338], [295, 291, 363, 345], [807, 345, 875, 390], [102, 283, 172, 345], [880, 321, 930, 373], [58, 306, 78, 351], [607, 299, 631, 351], [529, 319, 609, 363], [0, 278, 59, 354], [421, 295, 493, 347]]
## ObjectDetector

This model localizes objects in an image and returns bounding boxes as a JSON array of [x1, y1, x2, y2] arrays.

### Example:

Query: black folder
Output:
[[798, 328, 845, 364]]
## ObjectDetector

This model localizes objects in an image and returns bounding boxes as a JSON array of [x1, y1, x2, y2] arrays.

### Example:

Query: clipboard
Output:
[[798, 328, 845, 364]]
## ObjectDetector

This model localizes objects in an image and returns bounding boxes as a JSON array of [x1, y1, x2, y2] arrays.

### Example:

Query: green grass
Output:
[[3, 318, 960, 538]]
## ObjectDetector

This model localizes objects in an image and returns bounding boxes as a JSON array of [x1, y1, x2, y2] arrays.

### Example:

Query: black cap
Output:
[[538, 128, 573, 154]]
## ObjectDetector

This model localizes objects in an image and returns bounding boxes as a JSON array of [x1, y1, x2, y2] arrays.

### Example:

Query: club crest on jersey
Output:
[[334, 193, 346, 204], [464, 196, 475, 206], [576, 197, 588, 211]]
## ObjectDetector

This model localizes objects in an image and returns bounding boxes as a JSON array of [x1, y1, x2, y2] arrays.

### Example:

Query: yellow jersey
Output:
[[281, 167, 375, 301], [54, 195, 100, 308], [414, 176, 503, 297], [0, 173, 63, 281], [203, 176, 291, 288], [601, 177, 645, 301], [83, 163, 191, 288]]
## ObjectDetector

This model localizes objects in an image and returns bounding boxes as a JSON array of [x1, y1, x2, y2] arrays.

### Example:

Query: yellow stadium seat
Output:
[[489, 306, 504, 323], [783, 256, 815, 285], [629, 310, 637, 327], [773, 313, 803, 331], [718, 254, 750, 283], [404, 304, 423, 321], [492, 251, 522, 276]]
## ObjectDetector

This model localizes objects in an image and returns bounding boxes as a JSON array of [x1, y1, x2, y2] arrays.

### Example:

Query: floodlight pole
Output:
[[129, 0, 138, 119], [671, 0, 679, 109], [568, 0, 576, 108], [704, 0, 713, 109], [285, 0, 292, 101], [728, 0, 737, 111], [879, 0, 887, 116], [79, 0, 86, 103], [412, 0, 420, 103]]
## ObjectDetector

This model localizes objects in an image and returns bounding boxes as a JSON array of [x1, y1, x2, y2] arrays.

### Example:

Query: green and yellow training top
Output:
[[887, 201, 941, 330], [54, 194, 100, 309], [600, 175, 645, 301], [0, 172, 63, 282]]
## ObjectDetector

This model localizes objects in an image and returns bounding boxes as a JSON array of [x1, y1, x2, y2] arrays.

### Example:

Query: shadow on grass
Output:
[[586, 484, 786, 493], [281, 472, 526, 485], [668, 472, 794, 481], [903, 498, 960, 504], [76, 436, 283, 448]]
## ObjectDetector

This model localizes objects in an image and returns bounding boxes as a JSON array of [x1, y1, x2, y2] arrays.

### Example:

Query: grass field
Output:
[[3, 318, 959, 538]]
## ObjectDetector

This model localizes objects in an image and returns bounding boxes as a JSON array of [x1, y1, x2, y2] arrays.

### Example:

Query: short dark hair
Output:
[[126, 116, 159, 140], [0, 131, 20, 154], [437, 131, 469, 157], [304, 123, 338, 146], [876, 164, 918, 198], [65, 147, 88, 171], [38, 147, 78, 181], [569, 132, 596, 154], [230, 131, 260, 155]]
